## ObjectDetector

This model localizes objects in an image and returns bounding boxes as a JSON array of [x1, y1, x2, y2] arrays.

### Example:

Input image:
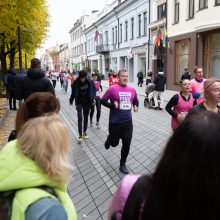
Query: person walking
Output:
[[153, 69, 166, 110], [165, 77, 194, 130], [69, 70, 96, 143], [0, 115, 77, 220], [51, 71, 58, 88], [191, 66, 206, 105], [90, 72, 102, 129], [15, 58, 55, 100], [63, 71, 69, 93], [137, 70, 144, 87], [7, 68, 17, 110], [101, 69, 139, 174]]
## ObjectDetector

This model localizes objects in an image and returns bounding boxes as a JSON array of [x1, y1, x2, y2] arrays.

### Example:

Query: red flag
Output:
[[94, 31, 100, 41]]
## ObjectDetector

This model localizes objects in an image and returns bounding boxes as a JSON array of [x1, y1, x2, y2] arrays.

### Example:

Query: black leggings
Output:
[[77, 104, 91, 136], [108, 120, 133, 164], [90, 99, 101, 122]]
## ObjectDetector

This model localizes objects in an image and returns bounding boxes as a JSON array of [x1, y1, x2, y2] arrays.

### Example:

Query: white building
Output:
[[59, 43, 70, 71], [69, 11, 99, 72], [85, 0, 151, 83]]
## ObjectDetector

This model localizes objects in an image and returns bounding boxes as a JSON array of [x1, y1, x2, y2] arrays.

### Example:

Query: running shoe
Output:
[[104, 136, 110, 150], [119, 163, 129, 174], [83, 132, 89, 139], [96, 122, 100, 129], [77, 135, 82, 143]]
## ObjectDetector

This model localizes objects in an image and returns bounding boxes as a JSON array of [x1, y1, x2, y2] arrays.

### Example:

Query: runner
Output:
[[101, 69, 139, 174], [90, 72, 102, 129], [109, 70, 118, 86], [69, 70, 96, 143]]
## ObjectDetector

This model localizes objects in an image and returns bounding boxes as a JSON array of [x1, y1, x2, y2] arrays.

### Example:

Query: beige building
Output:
[[167, 0, 220, 90]]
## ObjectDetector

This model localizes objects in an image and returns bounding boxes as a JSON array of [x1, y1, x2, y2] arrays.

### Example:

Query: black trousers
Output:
[[108, 120, 133, 164], [52, 80, 56, 88], [9, 95, 16, 110], [76, 104, 91, 136], [90, 99, 101, 123]]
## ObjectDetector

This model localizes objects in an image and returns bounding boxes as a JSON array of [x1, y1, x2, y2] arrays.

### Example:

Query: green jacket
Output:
[[0, 140, 77, 220]]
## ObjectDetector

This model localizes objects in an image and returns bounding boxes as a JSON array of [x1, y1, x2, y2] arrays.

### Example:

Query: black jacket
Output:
[[15, 68, 55, 100], [7, 69, 17, 96], [69, 78, 96, 106], [154, 73, 166, 92]]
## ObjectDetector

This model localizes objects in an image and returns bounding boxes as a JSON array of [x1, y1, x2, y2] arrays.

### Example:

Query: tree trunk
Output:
[[9, 48, 15, 69], [0, 44, 7, 75]]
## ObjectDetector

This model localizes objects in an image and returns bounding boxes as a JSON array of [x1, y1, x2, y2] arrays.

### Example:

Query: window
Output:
[[188, 0, 194, 18], [112, 28, 114, 44], [143, 12, 147, 35], [125, 21, 128, 41], [215, 0, 220, 5], [105, 31, 108, 45], [131, 18, 134, 39], [120, 23, 122, 42], [115, 26, 117, 44], [157, 3, 166, 20], [138, 14, 141, 37], [174, 0, 179, 24], [204, 32, 220, 78], [199, 0, 208, 9], [175, 39, 191, 83]]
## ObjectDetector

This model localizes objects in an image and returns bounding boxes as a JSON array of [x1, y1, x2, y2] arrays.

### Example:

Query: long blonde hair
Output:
[[17, 114, 72, 184]]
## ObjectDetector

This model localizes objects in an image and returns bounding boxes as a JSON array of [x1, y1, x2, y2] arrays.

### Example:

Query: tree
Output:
[[0, 0, 49, 73]]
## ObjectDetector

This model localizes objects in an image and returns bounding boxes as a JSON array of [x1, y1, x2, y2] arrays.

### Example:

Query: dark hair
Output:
[[194, 66, 203, 73], [31, 58, 41, 69], [122, 111, 220, 220], [78, 70, 87, 78], [16, 92, 60, 133]]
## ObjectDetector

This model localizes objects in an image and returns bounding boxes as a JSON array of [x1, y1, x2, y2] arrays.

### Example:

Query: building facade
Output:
[[85, 0, 151, 83], [167, 0, 220, 90]]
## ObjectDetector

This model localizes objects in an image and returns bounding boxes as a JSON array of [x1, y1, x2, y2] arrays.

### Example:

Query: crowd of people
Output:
[[1, 58, 220, 219]]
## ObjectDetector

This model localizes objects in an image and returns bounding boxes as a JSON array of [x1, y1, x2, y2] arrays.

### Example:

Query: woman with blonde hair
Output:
[[190, 78, 220, 113], [0, 115, 77, 220], [8, 92, 60, 141]]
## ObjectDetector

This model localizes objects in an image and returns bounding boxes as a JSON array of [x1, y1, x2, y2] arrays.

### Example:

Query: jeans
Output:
[[25, 197, 67, 220], [77, 104, 91, 136], [90, 99, 101, 123]]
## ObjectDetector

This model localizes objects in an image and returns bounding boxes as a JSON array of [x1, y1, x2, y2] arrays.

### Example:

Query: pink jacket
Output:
[[108, 175, 141, 220]]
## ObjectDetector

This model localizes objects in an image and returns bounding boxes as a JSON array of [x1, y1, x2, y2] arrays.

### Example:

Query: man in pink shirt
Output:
[[191, 66, 206, 105], [101, 69, 139, 174]]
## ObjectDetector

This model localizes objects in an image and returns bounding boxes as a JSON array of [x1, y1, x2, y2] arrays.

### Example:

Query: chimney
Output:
[[92, 10, 99, 14]]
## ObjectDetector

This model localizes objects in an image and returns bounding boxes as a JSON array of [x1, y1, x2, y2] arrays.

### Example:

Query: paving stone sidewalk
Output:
[[57, 82, 173, 220]]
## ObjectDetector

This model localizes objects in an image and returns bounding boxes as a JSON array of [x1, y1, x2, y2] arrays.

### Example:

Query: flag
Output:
[[94, 31, 100, 41], [155, 26, 163, 47], [162, 28, 167, 48]]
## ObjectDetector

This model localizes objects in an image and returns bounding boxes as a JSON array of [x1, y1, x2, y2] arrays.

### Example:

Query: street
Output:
[[58, 82, 173, 220]]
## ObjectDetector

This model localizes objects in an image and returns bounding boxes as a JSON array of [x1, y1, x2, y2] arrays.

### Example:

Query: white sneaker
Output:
[[96, 122, 100, 129], [77, 136, 82, 143], [83, 132, 89, 139]]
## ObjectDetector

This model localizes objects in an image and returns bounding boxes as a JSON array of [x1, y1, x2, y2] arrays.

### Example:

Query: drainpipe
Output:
[[147, 0, 151, 71]]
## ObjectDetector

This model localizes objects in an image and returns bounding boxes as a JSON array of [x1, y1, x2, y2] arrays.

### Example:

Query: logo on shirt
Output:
[[119, 92, 132, 110]]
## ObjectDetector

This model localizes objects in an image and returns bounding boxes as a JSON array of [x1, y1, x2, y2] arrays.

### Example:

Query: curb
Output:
[[0, 108, 9, 129]]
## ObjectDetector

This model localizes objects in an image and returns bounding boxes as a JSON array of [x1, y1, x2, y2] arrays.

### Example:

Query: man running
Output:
[[69, 70, 96, 143], [101, 69, 139, 174]]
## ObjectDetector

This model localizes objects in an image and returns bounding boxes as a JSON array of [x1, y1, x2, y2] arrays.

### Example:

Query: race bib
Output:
[[119, 92, 132, 110]]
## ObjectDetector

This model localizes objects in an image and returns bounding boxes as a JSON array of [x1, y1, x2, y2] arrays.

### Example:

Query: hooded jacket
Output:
[[7, 69, 17, 96], [154, 72, 166, 92], [15, 68, 55, 100], [0, 140, 77, 220]]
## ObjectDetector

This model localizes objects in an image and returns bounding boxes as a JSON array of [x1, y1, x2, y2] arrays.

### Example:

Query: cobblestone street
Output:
[[0, 82, 174, 220]]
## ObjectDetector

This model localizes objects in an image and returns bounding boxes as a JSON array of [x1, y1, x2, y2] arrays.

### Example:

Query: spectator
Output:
[[0, 114, 77, 220], [15, 58, 55, 100], [8, 92, 60, 142], [16, 68, 27, 106], [153, 69, 166, 110], [146, 70, 153, 85], [181, 67, 191, 80], [109, 111, 220, 220], [137, 70, 144, 87], [109, 70, 118, 86], [6, 68, 17, 110]]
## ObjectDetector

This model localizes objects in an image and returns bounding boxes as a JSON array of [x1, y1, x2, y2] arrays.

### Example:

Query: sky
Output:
[[36, 0, 105, 57]]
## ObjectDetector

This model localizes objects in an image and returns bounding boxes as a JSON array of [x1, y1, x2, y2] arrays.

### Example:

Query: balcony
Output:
[[96, 44, 110, 54]]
